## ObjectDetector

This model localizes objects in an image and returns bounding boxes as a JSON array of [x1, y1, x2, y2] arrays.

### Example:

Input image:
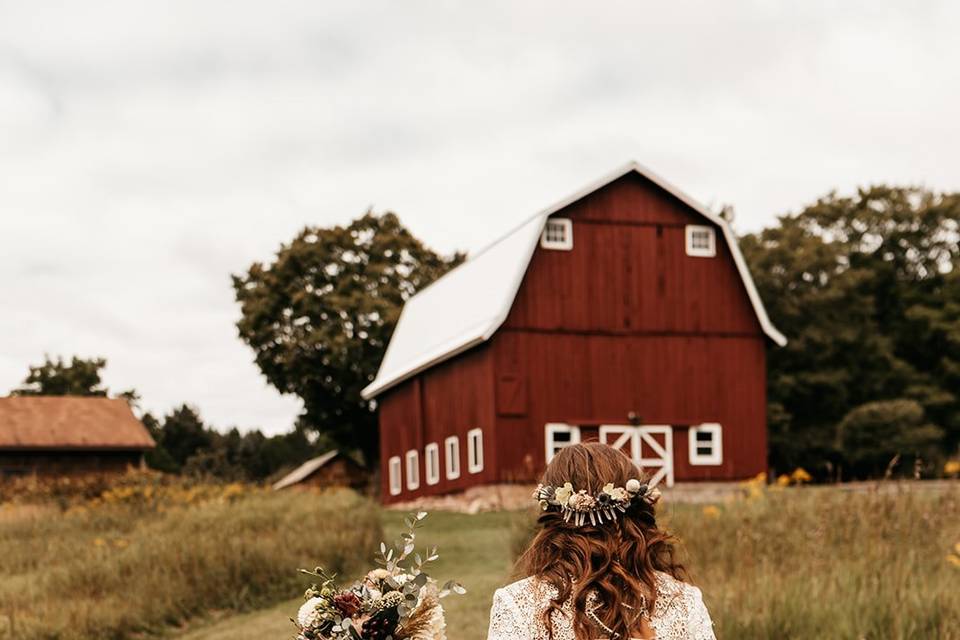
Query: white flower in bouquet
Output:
[[297, 596, 325, 630]]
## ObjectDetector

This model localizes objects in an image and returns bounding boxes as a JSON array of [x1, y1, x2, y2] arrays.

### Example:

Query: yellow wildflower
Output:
[[790, 468, 812, 484], [702, 505, 720, 519], [945, 460, 960, 477], [776, 474, 791, 487]]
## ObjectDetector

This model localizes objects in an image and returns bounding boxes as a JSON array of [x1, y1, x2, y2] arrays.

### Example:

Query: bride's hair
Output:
[[516, 442, 687, 640]]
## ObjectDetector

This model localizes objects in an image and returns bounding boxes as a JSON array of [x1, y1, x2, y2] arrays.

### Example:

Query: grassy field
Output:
[[0, 476, 381, 640], [179, 481, 960, 640], [2, 476, 960, 640]]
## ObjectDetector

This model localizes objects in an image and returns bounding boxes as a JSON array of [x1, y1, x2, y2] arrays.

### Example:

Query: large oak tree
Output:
[[232, 212, 463, 463]]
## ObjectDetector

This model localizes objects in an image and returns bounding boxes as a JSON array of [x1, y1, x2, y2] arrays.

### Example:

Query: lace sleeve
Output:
[[487, 587, 529, 640], [685, 586, 716, 640]]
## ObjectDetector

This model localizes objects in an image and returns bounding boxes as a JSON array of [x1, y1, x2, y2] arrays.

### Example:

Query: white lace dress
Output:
[[487, 572, 715, 640]]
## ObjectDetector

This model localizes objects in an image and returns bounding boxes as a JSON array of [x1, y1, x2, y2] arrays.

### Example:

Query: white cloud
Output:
[[2, 0, 959, 433]]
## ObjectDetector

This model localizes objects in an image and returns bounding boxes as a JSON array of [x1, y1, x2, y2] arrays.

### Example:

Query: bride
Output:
[[488, 443, 715, 640]]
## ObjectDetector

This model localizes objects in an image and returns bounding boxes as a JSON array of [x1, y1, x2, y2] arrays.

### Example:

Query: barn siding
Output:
[[0, 450, 144, 476], [378, 344, 496, 502], [493, 172, 768, 483], [503, 173, 762, 336], [492, 332, 767, 481]]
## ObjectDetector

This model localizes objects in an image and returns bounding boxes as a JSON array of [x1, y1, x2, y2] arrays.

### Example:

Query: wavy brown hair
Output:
[[516, 443, 687, 640]]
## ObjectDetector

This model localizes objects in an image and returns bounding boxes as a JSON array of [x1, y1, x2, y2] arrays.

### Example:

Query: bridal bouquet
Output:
[[293, 512, 465, 640]]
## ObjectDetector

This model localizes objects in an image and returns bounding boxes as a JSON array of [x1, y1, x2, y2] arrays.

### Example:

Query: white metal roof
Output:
[[271, 450, 341, 490], [362, 162, 786, 399]]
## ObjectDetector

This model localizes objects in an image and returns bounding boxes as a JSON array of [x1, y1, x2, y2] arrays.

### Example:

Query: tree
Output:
[[13, 356, 110, 396], [836, 399, 943, 478], [152, 404, 212, 469], [232, 212, 463, 463], [741, 186, 960, 476]]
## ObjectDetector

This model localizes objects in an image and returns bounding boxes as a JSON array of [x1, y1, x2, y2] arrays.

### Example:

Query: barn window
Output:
[[425, 442, 440, 485], [688, 423, 723, 465], [545, 423, 581, 463], [388, 456, 402, 495], [467, 428, 484, 473], [445, 436, 461, 479], [685, 225, 716, 258], [405, 450, 420, 490], [541, 218, 573, 250]]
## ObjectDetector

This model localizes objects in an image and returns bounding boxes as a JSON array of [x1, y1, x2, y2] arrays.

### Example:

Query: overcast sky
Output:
[[2, 1, 958, 434]]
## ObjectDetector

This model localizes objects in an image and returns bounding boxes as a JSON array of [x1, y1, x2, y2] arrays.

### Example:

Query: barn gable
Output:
[[362, 162, 785, 400]]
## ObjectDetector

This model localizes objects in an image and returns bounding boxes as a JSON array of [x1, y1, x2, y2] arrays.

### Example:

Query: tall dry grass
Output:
[[0, 483, 381, 640], [512, 481, 960, 639]]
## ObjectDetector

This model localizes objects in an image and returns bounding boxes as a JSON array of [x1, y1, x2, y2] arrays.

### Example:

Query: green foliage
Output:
[[151, 404, 212, 469], [13, 355, 111, 397], [232, 212, 463, 463], [145, 405, 322, 481], [741, 185, 960, 477], [836, 399, 944, 477]]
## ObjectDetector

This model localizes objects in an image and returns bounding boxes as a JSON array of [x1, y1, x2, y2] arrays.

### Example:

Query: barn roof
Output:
[[271, 450, 344, 490], [362, 161, 787, 400], [0, 396, 155, 450]]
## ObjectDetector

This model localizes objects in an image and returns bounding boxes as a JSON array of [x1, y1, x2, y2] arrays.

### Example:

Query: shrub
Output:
[[836, 399, 944, 478]]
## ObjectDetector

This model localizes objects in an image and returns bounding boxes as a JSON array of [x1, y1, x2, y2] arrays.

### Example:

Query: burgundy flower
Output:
[[333, 592, 362, 618]]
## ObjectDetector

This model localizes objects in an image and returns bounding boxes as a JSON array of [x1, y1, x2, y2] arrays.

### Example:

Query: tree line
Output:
[[741, 186, 959, 479], [12, 187, 959, 482]]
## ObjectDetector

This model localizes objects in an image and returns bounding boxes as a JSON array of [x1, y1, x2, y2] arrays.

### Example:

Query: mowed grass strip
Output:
[[177, 510, 523, 640], [0, 488, 381, 640]]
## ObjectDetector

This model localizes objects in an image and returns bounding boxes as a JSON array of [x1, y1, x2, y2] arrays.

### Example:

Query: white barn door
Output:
[[599, 425, 674, 488]]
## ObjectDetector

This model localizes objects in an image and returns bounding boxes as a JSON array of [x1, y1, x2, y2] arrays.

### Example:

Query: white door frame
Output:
[[599, 424, 674, 487]]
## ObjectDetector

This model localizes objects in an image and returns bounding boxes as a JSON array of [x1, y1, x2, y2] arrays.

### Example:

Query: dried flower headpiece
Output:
[[533, 478, 661, 526]]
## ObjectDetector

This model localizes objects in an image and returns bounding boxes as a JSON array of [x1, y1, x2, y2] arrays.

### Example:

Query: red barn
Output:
[[363, 163, 785, 503]]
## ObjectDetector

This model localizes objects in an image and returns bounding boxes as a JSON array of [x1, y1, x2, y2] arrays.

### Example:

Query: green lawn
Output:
[[176, 510, 523, 640]]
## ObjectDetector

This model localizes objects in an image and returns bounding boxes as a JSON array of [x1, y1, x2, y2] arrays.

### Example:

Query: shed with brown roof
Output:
[[0, 397, 155, 477]]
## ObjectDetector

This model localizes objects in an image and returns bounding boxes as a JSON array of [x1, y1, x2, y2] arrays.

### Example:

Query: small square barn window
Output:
[[688, 423, 723, 466], [545, 423, 581, 463], [467, 428, 484, 474], [425, 442, 440, 485], [405, 450, 420, 490], [541, 218, 573, 250], [445, 436, 461, 479], [685, 225, 716, 258], [388, 456, 402, 495]]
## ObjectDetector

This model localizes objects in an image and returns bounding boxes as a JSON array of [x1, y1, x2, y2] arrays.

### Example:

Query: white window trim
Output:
[[685, 224, 716, 258], [545, 423, 581, 463], [689, 423, 723, 466], [540, 217, 573, 251], [405, 450, 420, 490], [444, 436, 461, 480], [467, 428, 484, 474], [388, 455, 402, 496], [425, 442, 440, 486]]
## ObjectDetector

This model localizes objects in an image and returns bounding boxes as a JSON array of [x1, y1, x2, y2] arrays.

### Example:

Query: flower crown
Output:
[[534, 478, 661, 526]]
